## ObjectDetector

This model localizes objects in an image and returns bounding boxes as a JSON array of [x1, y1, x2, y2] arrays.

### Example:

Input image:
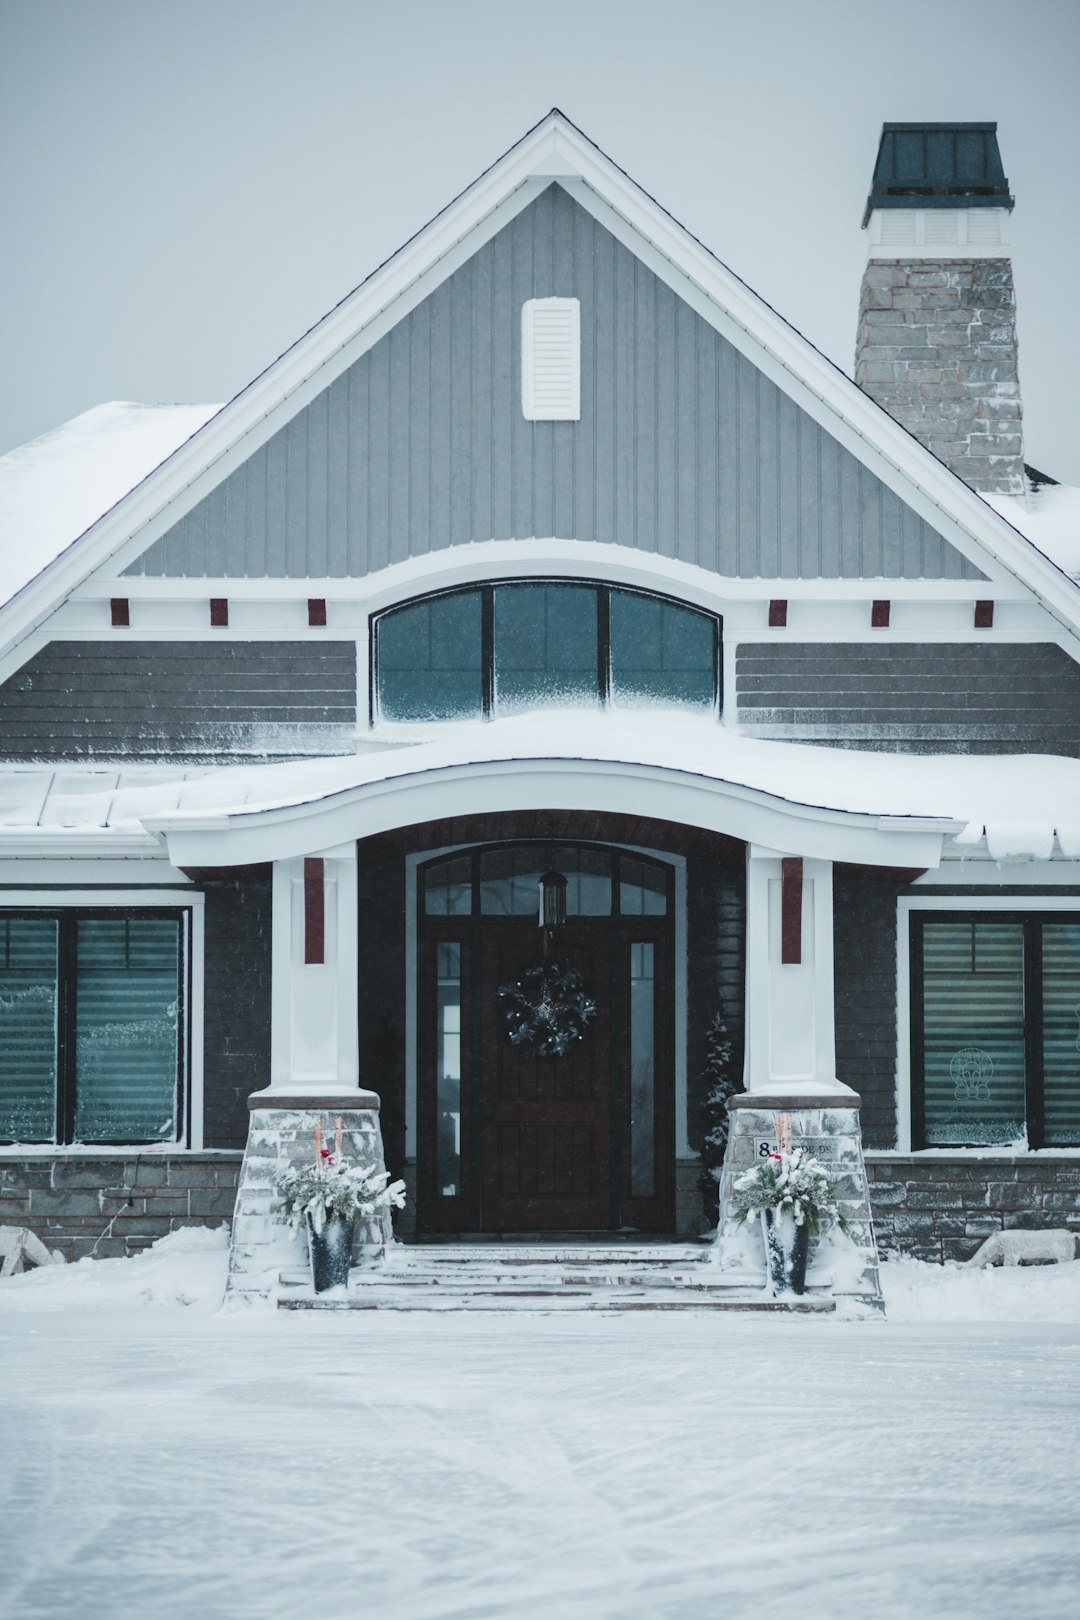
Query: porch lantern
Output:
[[538, 869, 568, 930]]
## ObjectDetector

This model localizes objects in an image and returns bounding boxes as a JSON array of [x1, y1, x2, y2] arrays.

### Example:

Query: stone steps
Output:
[[274, 1242, 837, 1312], [279, 1289, 835, 1313]]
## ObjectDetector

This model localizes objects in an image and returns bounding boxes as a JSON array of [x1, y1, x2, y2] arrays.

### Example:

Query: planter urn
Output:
[[762, 1207, 810, 1296]]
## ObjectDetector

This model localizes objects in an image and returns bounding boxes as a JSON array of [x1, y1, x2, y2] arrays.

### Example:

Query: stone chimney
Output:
[[855, 122, 1024, 496]]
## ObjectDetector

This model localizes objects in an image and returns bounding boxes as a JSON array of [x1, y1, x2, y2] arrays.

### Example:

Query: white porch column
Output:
[[269, 842, 359, 1093], [744, 845, 844, 1095]]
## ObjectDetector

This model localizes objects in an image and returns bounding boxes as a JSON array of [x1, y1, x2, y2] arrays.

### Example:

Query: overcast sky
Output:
[[3, 0, 1079, 481]]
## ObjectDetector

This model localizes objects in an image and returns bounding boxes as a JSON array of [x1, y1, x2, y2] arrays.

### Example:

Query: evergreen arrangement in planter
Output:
[[274, 1128, 406, 1293], [697, 1008, 740, 1223], [728, 1147, 845, 1296]]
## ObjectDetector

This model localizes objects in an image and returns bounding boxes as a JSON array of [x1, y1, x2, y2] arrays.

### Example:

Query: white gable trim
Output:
[[4, 111, 1079, 667]]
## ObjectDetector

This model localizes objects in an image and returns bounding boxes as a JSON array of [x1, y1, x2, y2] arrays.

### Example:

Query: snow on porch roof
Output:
[[3, 714, 1080, 868], [0, 402, 222, 611]]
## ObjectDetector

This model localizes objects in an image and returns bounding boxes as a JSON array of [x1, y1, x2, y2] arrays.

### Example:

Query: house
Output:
[[1, 113, 1078, 1294]]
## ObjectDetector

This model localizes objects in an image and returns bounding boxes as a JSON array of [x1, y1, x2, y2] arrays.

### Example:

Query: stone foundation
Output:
[[714, 1094, 884, 1313], [0, 1153, 241, 1261], [866, 1154, 1080, 1263], [7, 1147, 1079, 1275], [224, 1092, 390, 1301]]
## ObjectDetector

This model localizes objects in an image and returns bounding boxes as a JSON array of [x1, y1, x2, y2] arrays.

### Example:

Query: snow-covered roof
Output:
[[986, 484, 1080, 581], [3, 715, 1080, 866], [2, 113, 1080, 665], [0, 401, 221, 611]]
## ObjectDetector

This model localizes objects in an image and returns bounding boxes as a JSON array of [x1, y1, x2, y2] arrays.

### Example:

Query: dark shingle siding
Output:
[[738, 642, 1080, 754], [834, 873, 903, 1147], [0, 641, 357, 761], [201, 873, 272, 1149]]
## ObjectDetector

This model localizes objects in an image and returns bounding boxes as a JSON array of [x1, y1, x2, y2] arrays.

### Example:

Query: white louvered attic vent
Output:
[[880, 211, 917, 245], [924, 211, 960, 245], [522, 298, 580, 421], [967, 209, 1005, 245]]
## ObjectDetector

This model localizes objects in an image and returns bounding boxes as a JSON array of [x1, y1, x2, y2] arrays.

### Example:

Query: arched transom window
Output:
[[372, 582, 720, 722]]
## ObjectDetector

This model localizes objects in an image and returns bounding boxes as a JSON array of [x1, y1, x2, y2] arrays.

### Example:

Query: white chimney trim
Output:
[[865, 207, 1011, 261]]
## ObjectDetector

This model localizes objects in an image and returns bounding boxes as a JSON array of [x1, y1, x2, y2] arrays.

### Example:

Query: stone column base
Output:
[[225, 1092, 390, 1302], [713, 1093, 884, 1316]]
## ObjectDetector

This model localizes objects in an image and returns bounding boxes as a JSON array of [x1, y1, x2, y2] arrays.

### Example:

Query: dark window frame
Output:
[[419, 841, 671, 922], [370, 580, 722, 725], [415, 840, 676, 1232], [909, 910, 1079, 1150], [0, 908, 190, 1148]]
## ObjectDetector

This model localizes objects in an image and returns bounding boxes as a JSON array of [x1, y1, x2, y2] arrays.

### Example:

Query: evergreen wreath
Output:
[[497, 958, 597, 1059]]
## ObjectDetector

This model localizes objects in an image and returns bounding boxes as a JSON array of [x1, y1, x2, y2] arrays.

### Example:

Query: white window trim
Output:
[[0, 889, 205, 1153], [521, 297, 581, 421], [896, 894, 1080, 1155]]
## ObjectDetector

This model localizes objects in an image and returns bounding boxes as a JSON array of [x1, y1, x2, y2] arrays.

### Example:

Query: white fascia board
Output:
[[0, 831, 164, 858], [915, 859, 1080, 886], [71, 568, 1027, 603], [0, 857, 192, 884], [144, 757, 949, 870], [5, 113, 1078, 660]]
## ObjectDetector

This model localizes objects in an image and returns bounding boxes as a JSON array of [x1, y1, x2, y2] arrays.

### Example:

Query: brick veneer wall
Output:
[[0, 1154, 242, 1261], [867, 1154, 1080, 1263]]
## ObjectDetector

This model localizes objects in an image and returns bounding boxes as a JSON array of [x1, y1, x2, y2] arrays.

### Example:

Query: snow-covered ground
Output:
[[1, 1232, 1078, 1620]]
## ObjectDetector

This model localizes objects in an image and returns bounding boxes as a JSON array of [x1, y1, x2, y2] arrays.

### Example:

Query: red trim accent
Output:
[[768, 599, 788, 628], [974, 599, 994, 629], [110, 598, 130, 627], [781, 857, 803, 965], [304, 858, 325, 965], [871, 599, 890, 628], [210, 598, 229, 626], [308, 597, 328, 627]]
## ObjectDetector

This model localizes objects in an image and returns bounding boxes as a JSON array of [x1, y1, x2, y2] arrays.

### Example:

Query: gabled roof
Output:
[[3, 110, 1080, 661]]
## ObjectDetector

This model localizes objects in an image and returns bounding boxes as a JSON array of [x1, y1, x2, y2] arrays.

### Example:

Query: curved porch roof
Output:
[[8, 712, 1080, 868], [22, 709, 1073, 869]]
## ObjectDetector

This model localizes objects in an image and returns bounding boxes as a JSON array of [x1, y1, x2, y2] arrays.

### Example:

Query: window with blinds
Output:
[[521, 298, 580, 421], [0, 911, 185, 1146], [912, 914, 1080, 1149]]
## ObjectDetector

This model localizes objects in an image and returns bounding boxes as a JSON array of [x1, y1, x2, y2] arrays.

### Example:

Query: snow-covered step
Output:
[[278, 1288, 836, 1313], [275, 1241, 836, 1311], [405, 1245, 707, 1265]]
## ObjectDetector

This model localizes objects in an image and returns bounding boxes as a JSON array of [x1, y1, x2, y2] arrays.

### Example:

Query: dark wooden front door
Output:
[[417, 843, 674, 1235], [478, 923, 612, 1231]]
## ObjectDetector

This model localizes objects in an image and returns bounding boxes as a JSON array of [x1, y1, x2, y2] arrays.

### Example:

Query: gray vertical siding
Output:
[[128, 186, 979, 583], [736, 641, 1080, 754]]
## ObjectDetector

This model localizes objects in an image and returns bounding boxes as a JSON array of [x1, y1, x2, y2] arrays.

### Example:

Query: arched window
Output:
[[372, 582, 720, 722]]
